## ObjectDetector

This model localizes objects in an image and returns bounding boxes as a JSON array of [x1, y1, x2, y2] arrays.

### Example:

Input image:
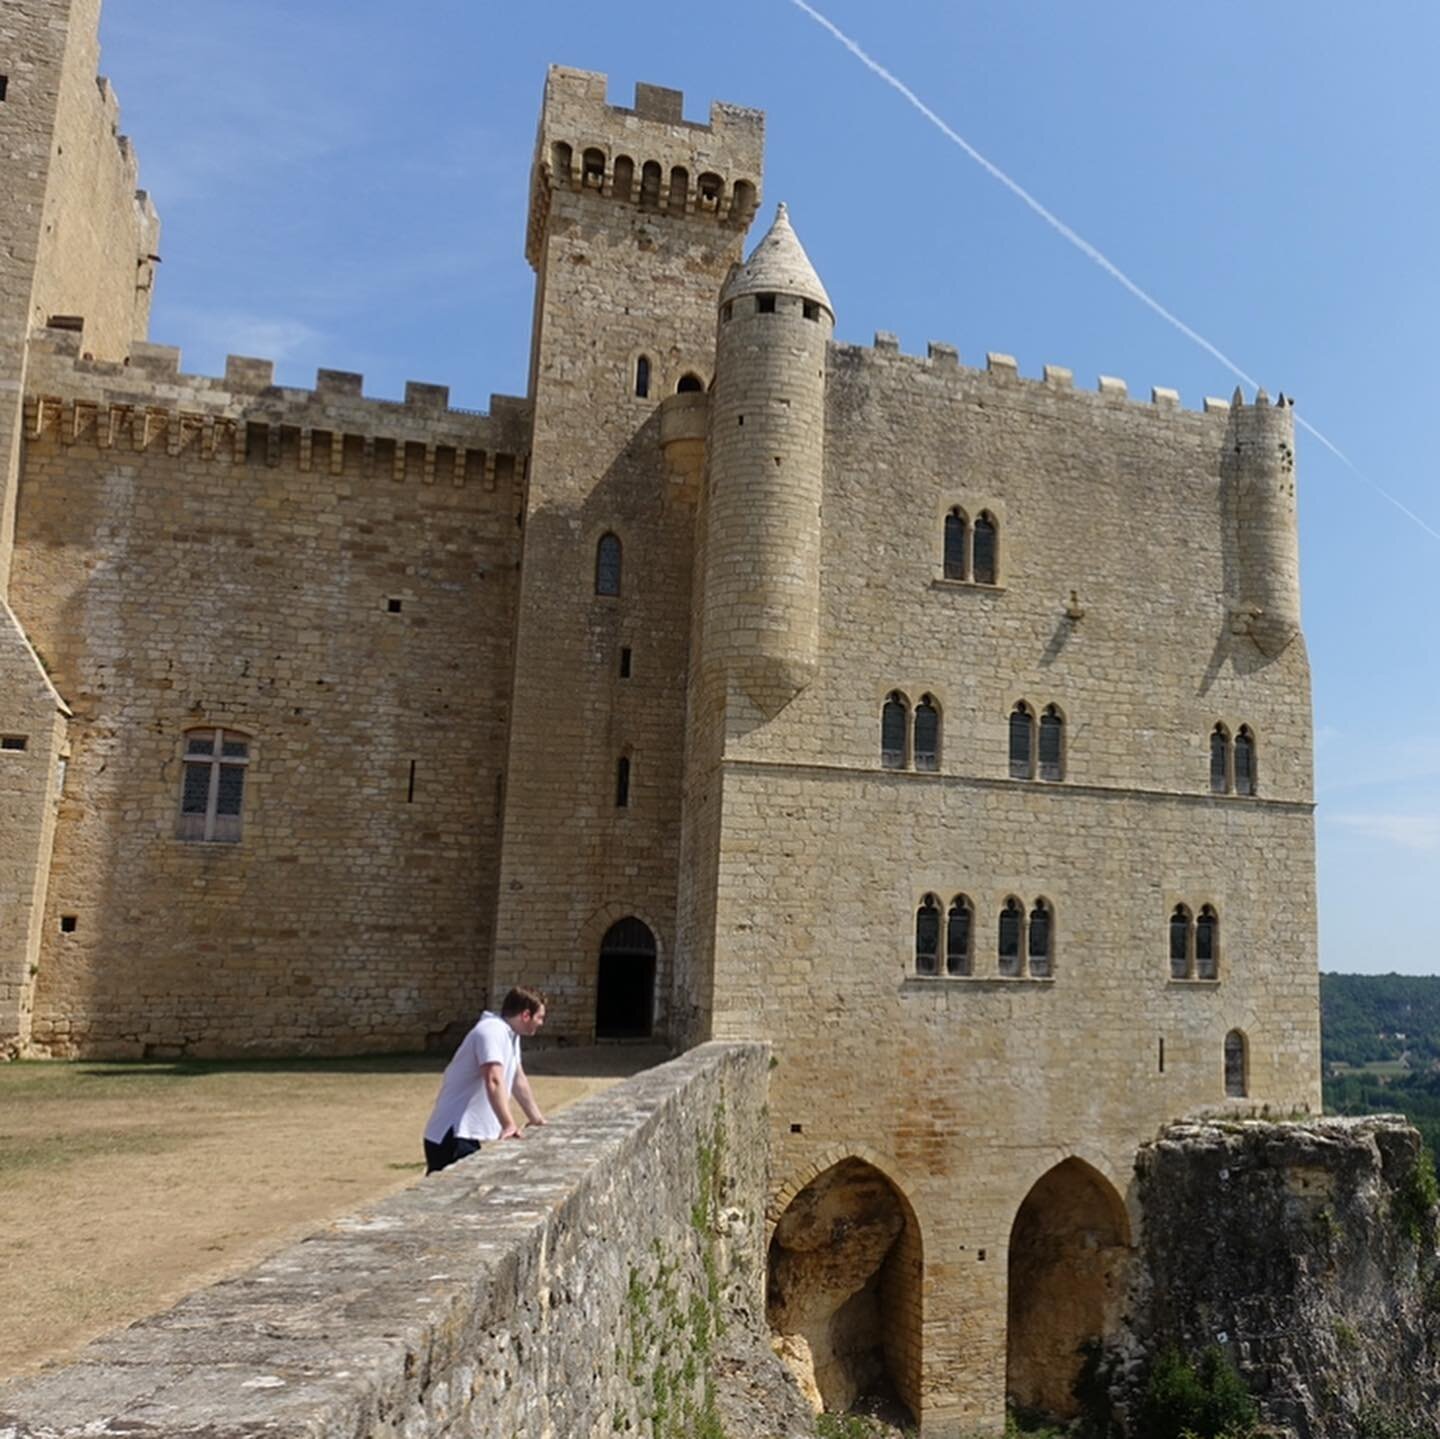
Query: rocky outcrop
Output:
[[1106, 1116, 1440, 1439]]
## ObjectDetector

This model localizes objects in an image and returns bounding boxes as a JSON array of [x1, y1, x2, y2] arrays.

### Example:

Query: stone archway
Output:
[[594, 917, 655, 1039], [1007, 1157, 1131, 1422], [767, 1157, 922, 1422]]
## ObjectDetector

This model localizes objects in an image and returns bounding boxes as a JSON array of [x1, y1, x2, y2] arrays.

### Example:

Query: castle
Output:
[[0, 3, 1322, 1431]]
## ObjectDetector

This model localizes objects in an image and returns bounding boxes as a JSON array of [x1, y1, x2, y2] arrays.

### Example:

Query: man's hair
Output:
[[499, 985, 546, 1019]]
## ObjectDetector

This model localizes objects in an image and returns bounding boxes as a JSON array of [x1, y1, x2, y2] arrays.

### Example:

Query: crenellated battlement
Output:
[[525, 67, 764, 267], [22, 328, 531, 494], [832, 333, 1269, 425]]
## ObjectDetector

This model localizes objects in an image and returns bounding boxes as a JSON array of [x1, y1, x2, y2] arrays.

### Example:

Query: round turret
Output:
[[1229, 387, 1301, 658], [703, 204, 834, 716]]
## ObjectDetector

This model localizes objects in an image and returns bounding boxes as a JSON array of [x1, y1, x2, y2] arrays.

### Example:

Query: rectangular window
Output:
[[1, 735, 27, 752], [177, 728, 249, 843]]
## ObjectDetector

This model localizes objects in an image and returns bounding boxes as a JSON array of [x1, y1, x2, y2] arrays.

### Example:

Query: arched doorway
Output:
[[768, 1158, 922, 1425], [1007, 1158, 1130, 1423], [594, 917, 655, 1039]]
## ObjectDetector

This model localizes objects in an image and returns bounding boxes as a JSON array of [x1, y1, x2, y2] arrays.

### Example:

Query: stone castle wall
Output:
[[10, 332, 529, 1055], [696, 340, 1319, 1432], [0, 1043, 789, 1439]]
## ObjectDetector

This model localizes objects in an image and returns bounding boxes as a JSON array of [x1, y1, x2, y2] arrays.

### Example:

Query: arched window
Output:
[[972, 511, 998, 585], [177, 728, 251, 843], [634, 355, 651, 399], [1169, 905, 1192, 980], [1038, 705, 1064, 781], [946, 895, 973, 976], [550, 141, 573, 185], [999, 897, 1024, 977], [639, 160, 662, 209], [915, 894, 941, 976], [1234, 727, 1256, 796], [612, 154, 635, 203], [668, 165, 690, 212], [944, 508, 968, 581], [676, 372, 704, 393], [881, 692, 909, 770], [595, 532, 622, 596], [581, 147, 605, 188], [1196, 905, 1218, 980], [1210, 724, 1231, 794], [1009, 703, 1034, 780], [697, 171, 723, 210], [913, 695, 940, 772], [615, 754, 631, 809], [1224, 1029, 1248, 1098], [731, 179, 758, 223], [1028, 899, 1052, 978]]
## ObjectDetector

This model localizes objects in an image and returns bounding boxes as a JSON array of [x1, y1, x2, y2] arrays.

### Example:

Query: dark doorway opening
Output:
[[595, 917, 656, 1039]]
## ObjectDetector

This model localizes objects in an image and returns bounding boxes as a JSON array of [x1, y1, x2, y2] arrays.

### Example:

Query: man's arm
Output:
[[512, 1065, 547, 1129], [481, 1061, 522, 1139]]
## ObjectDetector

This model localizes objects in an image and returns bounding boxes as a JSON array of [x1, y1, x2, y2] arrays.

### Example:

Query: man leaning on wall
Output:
[[422, 986, 548, 1173]]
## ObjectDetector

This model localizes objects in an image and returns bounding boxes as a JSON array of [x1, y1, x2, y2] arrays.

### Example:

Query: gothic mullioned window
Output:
[[972, 511, 998, 585], [998, 897, 1024, 976], [177, 728, 250, 843], [1038, 705, 1065, 781], [1210, 722, 1257, 795], [1170, 902, 1219, 980], [1028, 900, 1053, 977], [1010, 701, 1065, 781], [915, 894, 941, 975], [940, 506, 999, 584], [596, 533, 623, 596]]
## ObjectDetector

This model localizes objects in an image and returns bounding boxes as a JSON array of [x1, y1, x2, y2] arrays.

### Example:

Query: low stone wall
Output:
[[0, 1042, 803, 1438]]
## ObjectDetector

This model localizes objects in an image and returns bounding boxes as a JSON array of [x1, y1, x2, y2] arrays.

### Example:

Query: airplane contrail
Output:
[[786, 0, 1440, 545]]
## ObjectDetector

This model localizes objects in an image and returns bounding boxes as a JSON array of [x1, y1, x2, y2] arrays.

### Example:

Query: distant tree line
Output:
[[1321, 973, 1440, 1164]]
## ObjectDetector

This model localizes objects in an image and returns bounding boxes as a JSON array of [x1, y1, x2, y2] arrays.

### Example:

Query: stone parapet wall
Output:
[[0, 1042, 796, 1438]]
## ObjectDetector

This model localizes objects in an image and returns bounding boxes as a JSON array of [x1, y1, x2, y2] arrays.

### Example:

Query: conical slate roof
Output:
[[720, 202, 832, 316]]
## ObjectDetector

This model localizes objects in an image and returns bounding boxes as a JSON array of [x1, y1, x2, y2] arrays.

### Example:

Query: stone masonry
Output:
[[0, 4, 1322, 1432]]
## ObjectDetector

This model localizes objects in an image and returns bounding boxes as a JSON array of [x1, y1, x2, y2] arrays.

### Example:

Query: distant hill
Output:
[[1320, 972, 1440, 1068], [1321, 972, 1440, 1163]]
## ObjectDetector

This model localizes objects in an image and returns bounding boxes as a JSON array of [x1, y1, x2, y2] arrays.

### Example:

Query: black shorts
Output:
[[424, 1128, 482, 1174]]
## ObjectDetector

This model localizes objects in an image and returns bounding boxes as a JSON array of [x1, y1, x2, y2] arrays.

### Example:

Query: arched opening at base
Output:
[[1007, 1158, 1130, 1424], [768, 1158, 922, 1426], [594, 917, 655, 1039]]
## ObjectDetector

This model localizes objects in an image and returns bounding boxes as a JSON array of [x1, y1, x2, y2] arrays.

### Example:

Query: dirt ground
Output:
[[0, 1044, 668, 1379]]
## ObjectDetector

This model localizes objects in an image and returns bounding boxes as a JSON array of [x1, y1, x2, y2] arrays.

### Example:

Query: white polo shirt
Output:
[[423, 1011, 522, 1143]]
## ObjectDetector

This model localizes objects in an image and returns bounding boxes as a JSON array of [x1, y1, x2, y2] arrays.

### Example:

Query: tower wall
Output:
[[490, 69, 762, 1039], [703, 287, 831, 716], [1229, 391, 1301, 657], [0, 0, 158, 591]]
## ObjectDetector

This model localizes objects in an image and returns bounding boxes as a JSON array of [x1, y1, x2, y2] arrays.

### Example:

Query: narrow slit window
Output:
[[1196, 905, 1218, 979], [595, 532, 622, 596], [915, 895, 941, 976], [634, 356, 651, 399], [1170, 905, 1192, 979], [615, 755, 631, 809], [881, 692, 909, 770], [1009, 704, 1034, 779], [407, 760, 417, 803], [913, 695, 940, 772], [619, 647, 632, 679], [972, 512, 998, 585], [944, 508, 968, 581], [1038, 705, 1064, 781], [998, 898, 1024, 977], [1224, 1030, 1248, 1098], [946, 896, 973, 976], [1, 77, 11, 103], [1211, 724, 1231, 794], [1028, 900, 1052, 977], [1234, 726, 1256, 796]]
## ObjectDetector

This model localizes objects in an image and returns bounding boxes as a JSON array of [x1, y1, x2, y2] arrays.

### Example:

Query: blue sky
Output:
[[97, 2, 1439, 976]]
